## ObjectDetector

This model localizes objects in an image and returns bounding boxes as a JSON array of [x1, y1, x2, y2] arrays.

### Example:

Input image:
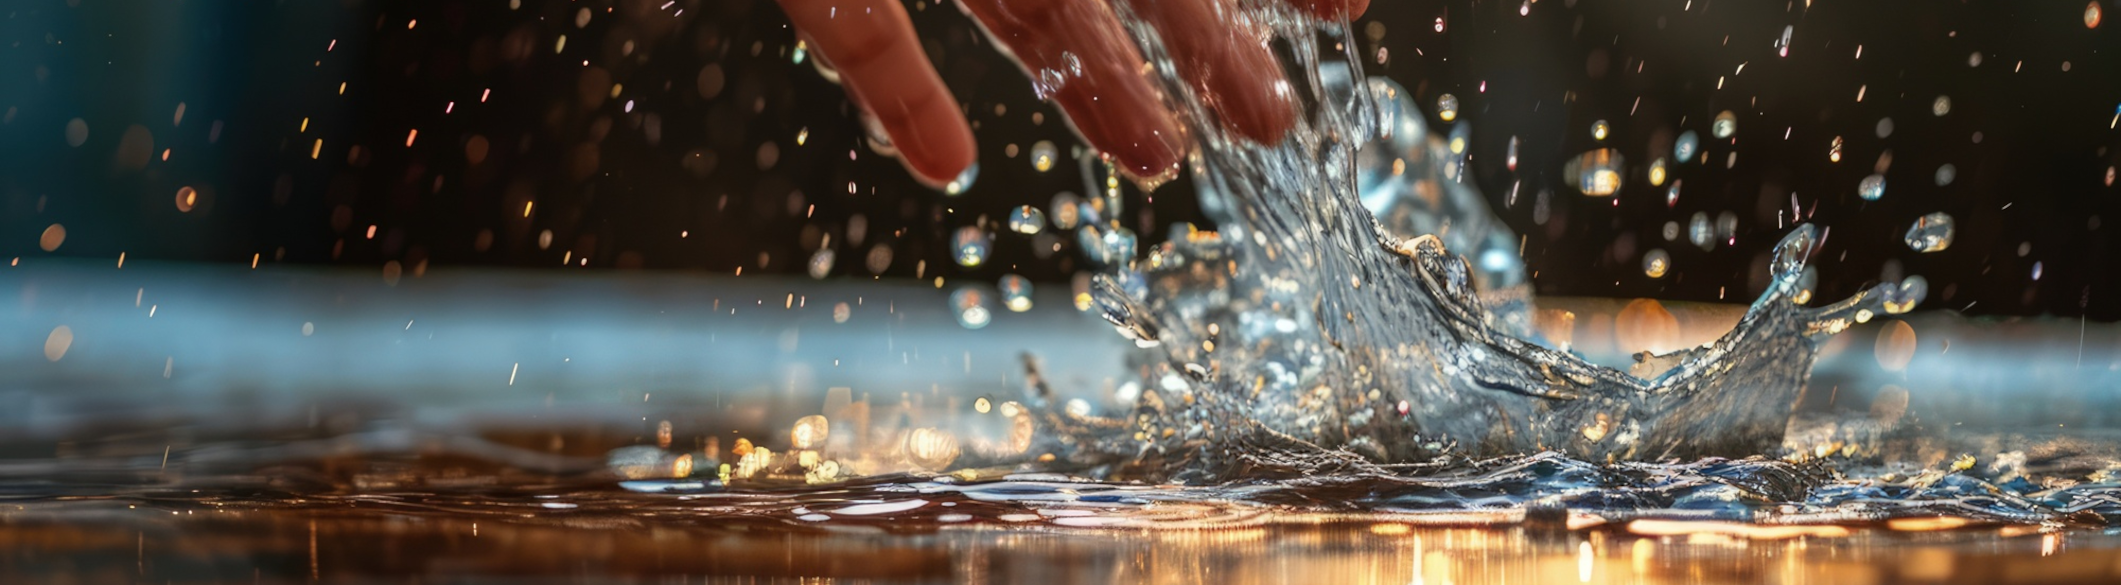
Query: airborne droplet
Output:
[[1712, 111, 1738, 139], [1029, 140, 1058, 172], [1077, 225, 1138, 267], [1563, 149, 1625, 196], [64, 118, 88, 147], [1674, 130, 1700, 162], [943, 163, 979, 196], [952, 226, 991, 267], [1008, 206, 1047, 235], [998, 274, 1034, 312], [865, 244, 894, 274], [1436, 93, 1459, 122], [950, 287, 993, 329], [1905, 212, 1956, 253], [1858, 174, 1886, 201], [807, 249, 835, 279], [1642, 249, 1671, 278], [1714, 212, 1739, 245], [1049, 192, 1085, 230]]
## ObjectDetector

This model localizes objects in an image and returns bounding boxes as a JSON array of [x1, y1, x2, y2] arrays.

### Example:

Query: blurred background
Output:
[[2, 0, 2117, 317]]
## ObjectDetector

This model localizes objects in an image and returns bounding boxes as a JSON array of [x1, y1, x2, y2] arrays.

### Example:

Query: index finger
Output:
[[778, 0, 978, 187]]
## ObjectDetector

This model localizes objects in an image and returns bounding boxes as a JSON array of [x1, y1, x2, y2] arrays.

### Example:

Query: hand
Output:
[[777, 0, 1369, 188]]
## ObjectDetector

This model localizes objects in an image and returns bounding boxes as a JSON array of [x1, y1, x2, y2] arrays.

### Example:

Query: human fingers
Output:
[[1122, 0, 1294, 145], [778, 0, 977, 187], [958, 0, 1186, 182]]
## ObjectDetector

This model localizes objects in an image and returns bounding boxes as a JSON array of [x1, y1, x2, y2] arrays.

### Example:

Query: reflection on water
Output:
[[5, 461, 2121, 584]]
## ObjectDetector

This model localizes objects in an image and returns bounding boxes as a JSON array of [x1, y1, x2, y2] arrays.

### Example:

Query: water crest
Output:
[[1057, 1, 1921, 482]]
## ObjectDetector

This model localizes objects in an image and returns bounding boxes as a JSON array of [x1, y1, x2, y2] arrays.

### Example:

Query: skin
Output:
[[777, 0, 1369, 187]]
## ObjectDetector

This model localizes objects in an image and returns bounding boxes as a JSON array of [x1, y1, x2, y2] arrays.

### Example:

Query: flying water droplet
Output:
[[1030, 140, 1058, 172], [1934, 164, 1956, 187], [998, 274, 1034, 312], [1077, 224, 1137, 267], [1436, 93, 1459, 122], [1905, 212, 1955, 253], [1712, 111, 1738, 139], [807, 249, 834, 279], [1689, 212, 1714, 250], [1008, 206, 1047, 235], [1590, 120, 1610, 141], [1083, 157, 1124, 219], [1674, 130, 1700, 162], [1642, 249, 1671, 278], [1049, 192, 1085, 230], [944, 163, 979, 196], [952, 226, 991, 267], [1648, 157, 1669, 186], [1875, 117, 1894, 138], [950, 287, 993, 329], [1932, 95, 1952, 116], [64, 118, 89, 147], [1563, 149, 1625, 196], [864, 244, 893, 274], [1665, 180, 1682, 207], [1858, 174, 1887, 201], [2088, 1, 2103, 29], [1714, 211, 1739, 244]]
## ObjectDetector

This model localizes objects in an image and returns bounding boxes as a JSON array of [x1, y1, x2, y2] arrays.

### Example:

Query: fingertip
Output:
[[1204, 38, 1296, 145], [1137, 0, 1294, 145], [779, 0, 978, 190], [1104, 120, 1186, 182], [1065, 101, 1185, 182], [1346, 0, 1370, 19], [1216, 78, 1296, 145], [892, 102, 979, 189]]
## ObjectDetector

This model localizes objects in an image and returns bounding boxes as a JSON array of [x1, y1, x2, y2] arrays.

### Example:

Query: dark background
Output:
[[2, 0, 2117, 318]]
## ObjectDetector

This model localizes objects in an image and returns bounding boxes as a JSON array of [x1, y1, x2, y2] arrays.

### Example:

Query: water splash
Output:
[[1057, 1, 1919, 480]]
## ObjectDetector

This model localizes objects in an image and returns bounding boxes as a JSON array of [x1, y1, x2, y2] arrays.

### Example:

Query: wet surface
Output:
[[5, 477, 2121, 584]]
